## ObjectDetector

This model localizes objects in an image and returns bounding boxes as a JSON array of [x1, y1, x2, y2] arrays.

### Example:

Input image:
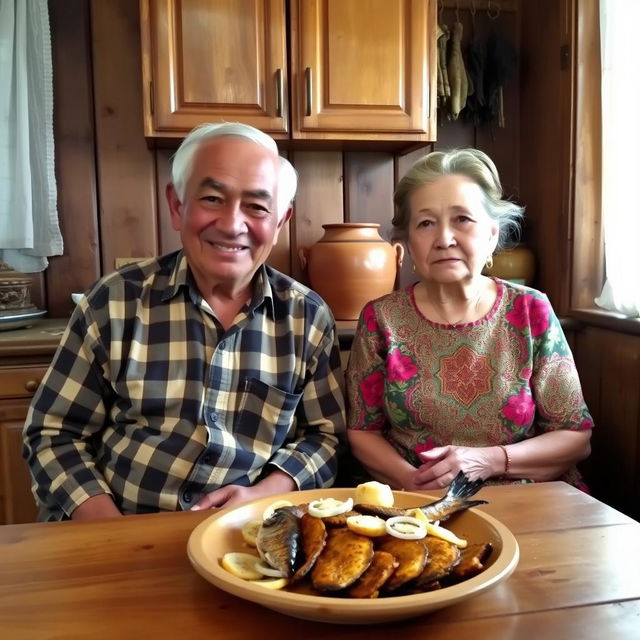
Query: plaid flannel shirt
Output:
[[23, 251, 346, 520]]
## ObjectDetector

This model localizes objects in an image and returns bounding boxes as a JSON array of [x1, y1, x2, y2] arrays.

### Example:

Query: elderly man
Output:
[[24, 123, 346, 521]]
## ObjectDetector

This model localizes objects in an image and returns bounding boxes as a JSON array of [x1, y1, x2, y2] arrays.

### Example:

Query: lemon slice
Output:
[[241, 519, 262, 547], [221, 552, 263, 580], [346, 514, 387, 537], [406, 508, 430, 524], [248, 577, 289, 590], [425, 522, 468, 548], [262, 499, 294, 521], [354, 481, 394, 507]]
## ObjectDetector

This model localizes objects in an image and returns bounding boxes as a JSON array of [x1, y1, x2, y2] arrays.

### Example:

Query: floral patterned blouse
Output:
[[346, 279, 594, 488]]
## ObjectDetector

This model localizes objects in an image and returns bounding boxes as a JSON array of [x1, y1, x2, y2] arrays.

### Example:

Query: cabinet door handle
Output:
[[275, 68, 283, 118], [305, 67, 312, 117], [25, 380, 40, 393]]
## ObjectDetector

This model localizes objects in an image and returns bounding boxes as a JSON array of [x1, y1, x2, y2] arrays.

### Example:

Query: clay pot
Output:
[[299, 223, 404, 320], [483, 246, 536, 285]]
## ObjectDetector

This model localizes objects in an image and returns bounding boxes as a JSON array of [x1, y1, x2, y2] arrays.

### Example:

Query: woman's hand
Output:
[[411, 445, 503, 490]]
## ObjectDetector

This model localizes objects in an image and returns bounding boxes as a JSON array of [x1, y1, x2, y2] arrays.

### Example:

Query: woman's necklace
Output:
[[429, 288, 483, 326]]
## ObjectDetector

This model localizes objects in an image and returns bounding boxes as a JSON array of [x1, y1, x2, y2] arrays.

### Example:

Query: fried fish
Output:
[[377, 537, 428, 592], [347, 551, 398, 599], [414, 537, 461, 586], [310, 528, 374, 591], [256, 506, 302, 577], [291, 513, 327, 582]]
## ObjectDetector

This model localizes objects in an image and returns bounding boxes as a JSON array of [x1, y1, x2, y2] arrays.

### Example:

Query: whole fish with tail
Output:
[[354, 471, 487, 522]]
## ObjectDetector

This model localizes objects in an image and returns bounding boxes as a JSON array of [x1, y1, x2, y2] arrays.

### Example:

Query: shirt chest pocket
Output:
[[234, 378, 302, 451]]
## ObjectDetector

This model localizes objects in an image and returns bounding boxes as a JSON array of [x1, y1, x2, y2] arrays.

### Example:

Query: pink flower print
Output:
[[575, 481, 590, 495], [579, 418, 594, 430], [360, 370, 385, 407], [414, 438, 436, 456], [502, 388, 535, 426], [363, 304, 378, 333], [506, 294, 550, 337], [387, 349, 418, 382]]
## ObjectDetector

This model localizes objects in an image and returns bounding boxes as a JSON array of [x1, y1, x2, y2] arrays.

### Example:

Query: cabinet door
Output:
[[290, 0, 437, 141], [141, 0, 288, 138], [0, 419, 38, 524]]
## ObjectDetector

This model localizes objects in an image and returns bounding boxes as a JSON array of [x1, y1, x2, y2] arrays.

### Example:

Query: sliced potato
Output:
[[346, 514, 388, 537], [221, 552, 263, 580], [354, 481, 394, 508], [241, 519, 262, 547]]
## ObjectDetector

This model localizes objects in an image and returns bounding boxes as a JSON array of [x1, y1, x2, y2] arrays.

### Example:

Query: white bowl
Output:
[[71, 293, 84, 304]]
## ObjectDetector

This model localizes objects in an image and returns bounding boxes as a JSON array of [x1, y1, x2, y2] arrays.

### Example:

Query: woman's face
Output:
[[406, 174, 499, 285]]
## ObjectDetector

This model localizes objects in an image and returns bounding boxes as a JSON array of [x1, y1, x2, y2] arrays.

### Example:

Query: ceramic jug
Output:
[[483, 246, 536, 285], [299, 223, 404, 320]]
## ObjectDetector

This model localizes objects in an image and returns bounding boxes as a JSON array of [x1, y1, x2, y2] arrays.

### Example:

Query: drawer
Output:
[[0, 366, 49, 399]]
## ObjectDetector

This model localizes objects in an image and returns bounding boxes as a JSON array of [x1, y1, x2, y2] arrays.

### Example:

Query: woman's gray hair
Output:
[[392, 148, 524, 251], [171, 122, 297, 220]]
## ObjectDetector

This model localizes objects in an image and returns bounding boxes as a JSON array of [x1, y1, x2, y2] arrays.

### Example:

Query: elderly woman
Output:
[[346, 148, 593, 492]]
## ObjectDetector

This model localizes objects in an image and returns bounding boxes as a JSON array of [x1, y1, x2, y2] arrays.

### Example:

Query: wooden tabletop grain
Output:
[[1, 482, 639, 639]]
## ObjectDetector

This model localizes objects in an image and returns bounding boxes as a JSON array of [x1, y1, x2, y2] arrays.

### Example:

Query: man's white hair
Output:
[[171, 122, 297, 220]]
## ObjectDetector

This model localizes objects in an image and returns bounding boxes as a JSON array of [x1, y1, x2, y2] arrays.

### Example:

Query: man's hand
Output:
[[71, 494, 122, 521], [191, 470, 297, 511]]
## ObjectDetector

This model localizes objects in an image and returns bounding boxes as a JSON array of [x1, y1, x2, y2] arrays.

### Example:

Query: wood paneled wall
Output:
[[40, 0, 639, 518], [43, 0, 520, 318], [575, 328, 640, 521]]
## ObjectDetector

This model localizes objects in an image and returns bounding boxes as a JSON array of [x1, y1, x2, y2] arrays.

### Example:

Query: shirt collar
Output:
[[162, 251, 275, 318]]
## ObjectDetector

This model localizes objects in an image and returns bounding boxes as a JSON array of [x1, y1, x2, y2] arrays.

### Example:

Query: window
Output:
[[593, 0, 640, 317]]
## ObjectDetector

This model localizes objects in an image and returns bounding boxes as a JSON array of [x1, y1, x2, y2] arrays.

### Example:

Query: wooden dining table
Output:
[[1, 482, 639, 639]]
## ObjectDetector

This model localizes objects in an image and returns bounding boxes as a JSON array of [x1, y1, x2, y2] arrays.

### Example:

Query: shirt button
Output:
[[202, 454, 212, 465], [218, 340, 226, 350], [183, 491, 192, 504], [209, 412, 218, 422]]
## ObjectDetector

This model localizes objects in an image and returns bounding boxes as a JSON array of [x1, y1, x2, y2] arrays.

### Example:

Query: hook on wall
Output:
[[487, 0, 501, 20]]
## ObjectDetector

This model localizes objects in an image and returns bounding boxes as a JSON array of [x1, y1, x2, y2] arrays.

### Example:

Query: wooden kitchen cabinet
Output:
[[140, 0, 437, 144], [290, 0, 437, 142], [0, 320, 66, 524], [140, 0, 289, 139]]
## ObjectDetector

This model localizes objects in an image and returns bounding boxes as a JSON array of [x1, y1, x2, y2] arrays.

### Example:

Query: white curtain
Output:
[[595, 0, 640, 317], [0, 0, 62, 272]]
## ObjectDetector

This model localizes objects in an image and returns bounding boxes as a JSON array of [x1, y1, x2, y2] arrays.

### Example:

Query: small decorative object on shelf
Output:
[[0, 261, 46, 330], [483, 245, 535, 285], [0, 261, 36, 312], [299, 223, 404, 321]]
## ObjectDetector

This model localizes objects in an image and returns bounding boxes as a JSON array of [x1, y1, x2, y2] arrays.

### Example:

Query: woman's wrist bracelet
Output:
[[497, 445, 510, 476]]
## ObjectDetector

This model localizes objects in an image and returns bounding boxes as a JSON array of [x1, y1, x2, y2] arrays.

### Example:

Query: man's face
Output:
[[167, 137, 289, 294]]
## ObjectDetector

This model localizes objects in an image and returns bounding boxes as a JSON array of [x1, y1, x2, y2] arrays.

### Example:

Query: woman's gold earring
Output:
[[485, 255, 494, 269]]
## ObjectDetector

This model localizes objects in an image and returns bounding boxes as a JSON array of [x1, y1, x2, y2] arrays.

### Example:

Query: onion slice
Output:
[[385, 515, 427, 540], [307, 497, 353, 518], [254, 559, 287, 578]]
